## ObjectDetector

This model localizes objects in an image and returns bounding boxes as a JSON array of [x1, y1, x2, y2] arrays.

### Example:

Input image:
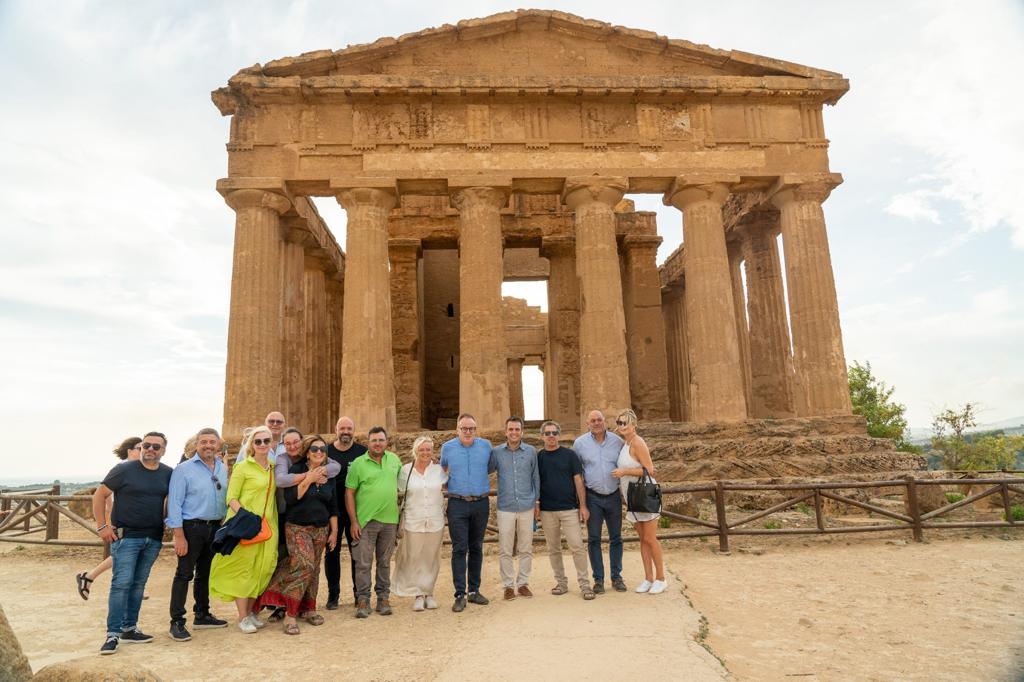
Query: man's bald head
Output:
[[587, 410, 607, 436], [335, 416, 355, 446], [265, 411, 286, 438]]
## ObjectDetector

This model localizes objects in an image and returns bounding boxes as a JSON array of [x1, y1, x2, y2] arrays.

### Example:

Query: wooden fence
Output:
[[2, 473, 1021, 553]]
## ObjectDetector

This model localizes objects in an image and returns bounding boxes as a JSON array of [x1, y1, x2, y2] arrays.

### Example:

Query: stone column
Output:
[[222, 189, 291, 440], [664, 177, 747, 422], [727, 239, 753, 413], [325, 276, 344, 429], [563, 177, 632, 427], [336, 187, 398, 432], [541, 236, 579, 428], [771, 177, 852, 416], [451, 184, 511, 431], [740, 214, 796, 418], [620, 235, 671, 420], [662, 286, 690, 422], [389, 238, 423, 430], [279, 230, 307, 431], [507, 357, 525, 419], [303, 256, 328, 433]]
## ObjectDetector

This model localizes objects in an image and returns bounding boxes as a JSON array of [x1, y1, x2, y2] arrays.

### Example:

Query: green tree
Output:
[[847, 361, 917, 452], [931, 403, 1024, 470]]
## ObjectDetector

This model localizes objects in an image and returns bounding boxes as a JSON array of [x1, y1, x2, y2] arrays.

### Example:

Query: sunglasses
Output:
[[253, 438, 272, 446], [267, 419, 285, 425], [542, 431, 559, 437], [615, 420, 628, 427], [211, 476, 222, 491], [308, 445, 328, 453], [141, 443, 163, 451]]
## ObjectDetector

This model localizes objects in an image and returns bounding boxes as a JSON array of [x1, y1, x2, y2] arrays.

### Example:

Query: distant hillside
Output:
[[0, 480, 100, 494], [908, 416, 1024, 446]]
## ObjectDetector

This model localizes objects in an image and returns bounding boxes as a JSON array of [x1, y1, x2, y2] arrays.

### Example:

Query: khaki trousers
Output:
[[497, 509, 534, 588], [540, 509, 590, 590]]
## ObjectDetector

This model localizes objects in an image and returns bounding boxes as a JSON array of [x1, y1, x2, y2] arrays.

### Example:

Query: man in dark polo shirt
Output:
[[324, 416, 367, 609], [92, 431, 173, 655], [537, 420, 594, 600]]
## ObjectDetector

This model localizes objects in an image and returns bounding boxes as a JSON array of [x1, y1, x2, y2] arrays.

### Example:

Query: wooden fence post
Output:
[[905, 477, 924, 542], [813, 488, 825, 532], [1001, 482, 1015, 525], [45, 484, 60, 541], [714, 481, 730, 553]]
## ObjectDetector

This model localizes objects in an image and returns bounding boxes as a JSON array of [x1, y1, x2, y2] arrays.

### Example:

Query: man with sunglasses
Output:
[[234, 411, 288, 465], [93, 431, 173, 655], [573, 410, 627, 594], [165, 427, 229, 642]]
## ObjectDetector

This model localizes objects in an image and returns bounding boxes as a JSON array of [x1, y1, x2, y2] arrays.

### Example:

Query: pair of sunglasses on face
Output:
[[140, 443, 163, 451]]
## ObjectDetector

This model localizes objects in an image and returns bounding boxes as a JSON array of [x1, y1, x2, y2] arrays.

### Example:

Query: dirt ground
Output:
[[1, 529, 1022, 681]]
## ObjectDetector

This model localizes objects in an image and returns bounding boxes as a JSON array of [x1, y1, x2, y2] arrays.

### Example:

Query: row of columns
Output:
[[661, 176, 851, 422]]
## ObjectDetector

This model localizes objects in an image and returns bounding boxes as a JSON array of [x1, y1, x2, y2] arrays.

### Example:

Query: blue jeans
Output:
[[106, 536, 162, 637], [585, 490, 623, 583], [446, 498, 489, 598]]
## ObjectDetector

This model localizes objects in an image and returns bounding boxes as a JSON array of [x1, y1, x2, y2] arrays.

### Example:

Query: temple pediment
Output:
[[215, 10, 846, 114]]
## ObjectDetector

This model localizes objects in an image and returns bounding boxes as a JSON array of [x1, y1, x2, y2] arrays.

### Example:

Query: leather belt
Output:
[[448, 494, 487, 502]]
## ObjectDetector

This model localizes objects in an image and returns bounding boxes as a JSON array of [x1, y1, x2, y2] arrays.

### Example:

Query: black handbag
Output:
[[626, 468, 662, 514]]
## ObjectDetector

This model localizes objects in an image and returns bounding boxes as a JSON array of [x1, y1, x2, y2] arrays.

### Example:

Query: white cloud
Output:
[[885, 190, 942, 224]]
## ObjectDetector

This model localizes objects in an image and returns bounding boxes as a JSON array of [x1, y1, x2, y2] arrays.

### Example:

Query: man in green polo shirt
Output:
[[345, 425, 401, 619]]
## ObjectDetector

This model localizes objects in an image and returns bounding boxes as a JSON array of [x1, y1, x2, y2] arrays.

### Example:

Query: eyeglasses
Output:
[[615, 420, 628, 427], [267, 419, 285, 426], [458, 427, 476, 432], [308, 445, 328, 453], [141, 443, 163, 451], [211, 476, 222, 491], [542, 431, 559, 437], [253, 438, 272, 446]]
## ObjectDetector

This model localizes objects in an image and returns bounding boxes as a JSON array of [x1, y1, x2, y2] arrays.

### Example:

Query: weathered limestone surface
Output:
[[0, 603, 32, 682], [422, 249, 460, 429], [621, 234, 670, 420], [33, 657, 162, 682], [662, 287, 690, 422], [302, 258, 327, 432], [279, 236, 306, 429], [337, 187, 398, 432], [541, 236, 580, 429], [453, 185, 511, 430], [564, 177, 631, 426], [390, 238, 423, 430], [666, 179, 747, 423], [222, 189, 290, 439], [727, 239, 753, 411], [507, 357, 525, 419], [771, 178, 852, 417]]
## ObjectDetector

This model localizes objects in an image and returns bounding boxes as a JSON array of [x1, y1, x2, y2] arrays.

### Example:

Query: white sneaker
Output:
[[413, 596, 425, 612], [635, 580, 652, 593], [648, 580, 668, 595], [246, 614, 267, 630], [238, 618, 257, 634], [424, 596, 438, 610]]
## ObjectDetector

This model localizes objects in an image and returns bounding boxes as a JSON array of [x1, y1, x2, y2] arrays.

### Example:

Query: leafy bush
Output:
[[1006, 505, 1024, 522], [763, 520, 782, 530], [945, 492, 965, 503]]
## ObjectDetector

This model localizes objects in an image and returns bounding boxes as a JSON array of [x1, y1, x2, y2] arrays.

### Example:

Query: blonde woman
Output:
[[209, 425, 278, 633], [392, 436, 447, 611], [611, 410, 666, 595]]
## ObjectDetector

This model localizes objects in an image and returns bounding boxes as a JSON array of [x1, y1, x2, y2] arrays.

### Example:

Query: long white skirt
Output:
[[391, 529, 443, 597]]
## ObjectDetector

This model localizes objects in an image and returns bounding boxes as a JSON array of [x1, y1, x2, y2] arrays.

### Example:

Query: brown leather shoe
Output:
[[503, 587, 516, 600], [517, 585, 533, 598]]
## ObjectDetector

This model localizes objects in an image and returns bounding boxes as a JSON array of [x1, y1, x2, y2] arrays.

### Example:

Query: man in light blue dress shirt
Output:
[[573, 410, 626, 594], [165, 428, 229, 641], [491, 416, 540, 599]]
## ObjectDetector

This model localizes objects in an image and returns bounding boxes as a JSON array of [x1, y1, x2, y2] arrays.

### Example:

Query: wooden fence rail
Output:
[[2, 473, 1021, 553]]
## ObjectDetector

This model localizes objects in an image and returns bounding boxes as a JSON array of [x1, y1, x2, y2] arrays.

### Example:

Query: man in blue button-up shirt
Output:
[[491, 416, 539, 599], [165, 428, 229, 640], [440, 413, 495, 612], [573, 410, 626, 594]]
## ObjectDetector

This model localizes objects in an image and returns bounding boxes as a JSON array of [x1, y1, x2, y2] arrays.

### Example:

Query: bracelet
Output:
[[96, 524, 109, 532]]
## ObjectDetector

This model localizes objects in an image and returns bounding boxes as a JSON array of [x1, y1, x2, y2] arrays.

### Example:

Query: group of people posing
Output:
[[85, 407, 665, 655]]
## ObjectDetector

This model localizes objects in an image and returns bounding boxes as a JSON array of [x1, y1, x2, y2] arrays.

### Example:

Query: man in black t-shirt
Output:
[[92, 431, 173, 655], [323, 416, 367, 609], [536, 420, 594, 601]]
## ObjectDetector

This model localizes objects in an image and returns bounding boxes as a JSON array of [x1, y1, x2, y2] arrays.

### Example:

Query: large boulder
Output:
[[0, 603, 33, 682], [32, 658, 161, 681], [68, 488, 96, 521]]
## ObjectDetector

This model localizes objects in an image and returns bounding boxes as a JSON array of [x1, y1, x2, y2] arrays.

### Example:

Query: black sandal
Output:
[[76, 572, 93, 601]]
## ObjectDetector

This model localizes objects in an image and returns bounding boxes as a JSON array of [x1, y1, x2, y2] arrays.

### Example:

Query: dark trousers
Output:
[[169, 521, 219, 625], [585, 490, 623, 583], [324, 510, 356, 601], [447, 497, 489, 598]]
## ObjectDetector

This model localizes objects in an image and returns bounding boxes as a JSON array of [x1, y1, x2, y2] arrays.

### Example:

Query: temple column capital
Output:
[[768, 173, 843, 208], [450, 185, 510, 212], [224, 189, 291, 215], [562, 176, 628, 209], [663, 175, 739, 210], [334, 186, 397, 212]]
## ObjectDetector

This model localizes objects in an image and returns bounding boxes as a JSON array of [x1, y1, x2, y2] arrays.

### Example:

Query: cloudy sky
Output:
[[2, 1, 1021, 482]]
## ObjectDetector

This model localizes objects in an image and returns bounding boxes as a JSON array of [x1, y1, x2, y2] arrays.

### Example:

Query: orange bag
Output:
[[239, 466, 273, 546]]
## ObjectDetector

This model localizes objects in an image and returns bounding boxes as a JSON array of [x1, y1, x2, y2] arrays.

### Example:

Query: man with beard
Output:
[[323, 416, 367, 609]]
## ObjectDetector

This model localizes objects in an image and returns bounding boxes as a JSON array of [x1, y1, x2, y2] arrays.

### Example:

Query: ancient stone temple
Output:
[[213, 10, 854, 440]]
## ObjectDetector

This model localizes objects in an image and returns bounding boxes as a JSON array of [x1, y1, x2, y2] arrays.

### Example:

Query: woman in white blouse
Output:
[[392, 436, 448, 611]]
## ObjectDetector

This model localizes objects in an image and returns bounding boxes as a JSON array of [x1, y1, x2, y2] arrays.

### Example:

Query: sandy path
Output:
[[0, 543, 726, 681], [679, 536, 1024, 682]]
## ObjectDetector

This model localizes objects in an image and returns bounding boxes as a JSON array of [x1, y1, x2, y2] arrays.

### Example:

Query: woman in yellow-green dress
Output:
[[210, 425, 278, 634]]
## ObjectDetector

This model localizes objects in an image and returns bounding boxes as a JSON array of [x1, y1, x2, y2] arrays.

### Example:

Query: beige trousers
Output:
[[540, 509, 590, 589], [497, 509, 534, 588]]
